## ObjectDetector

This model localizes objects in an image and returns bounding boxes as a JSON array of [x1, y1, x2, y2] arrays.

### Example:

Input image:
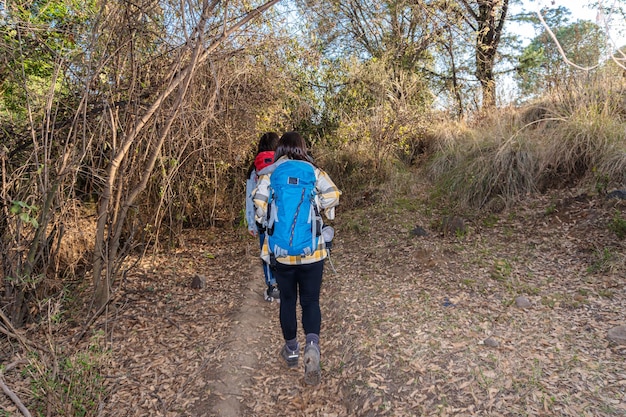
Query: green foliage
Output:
[[393, 197, 420, 212], [344, 216, 371, 234], [26, 333, 110, 417], [1, 0, 95, 122], [595, 174, 610, 195], [5, 274, 44, 291], [587, 247, 614, 274], [517, 20, 606, 96], [491, 259, 512, 281], [598, 288, 614, 298], [541, 295, 558, 308], [608, 211, 626, 239], [454, 226, 467, 239], [545, 202, 556, 215], [316, 55, 431, 168], [482, 214, 499, 228], [10, 200, 40, 228]]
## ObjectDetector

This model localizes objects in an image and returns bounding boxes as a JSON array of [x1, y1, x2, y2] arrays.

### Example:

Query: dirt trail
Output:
[[190, 263, 274, 416], [210, 266, 268, 416]]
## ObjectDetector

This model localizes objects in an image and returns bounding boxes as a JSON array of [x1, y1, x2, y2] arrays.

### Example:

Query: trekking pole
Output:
[[326, 250, 337, 274]]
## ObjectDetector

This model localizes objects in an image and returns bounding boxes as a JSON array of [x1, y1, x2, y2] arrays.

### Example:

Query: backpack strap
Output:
[[310, 194, 322, 255]]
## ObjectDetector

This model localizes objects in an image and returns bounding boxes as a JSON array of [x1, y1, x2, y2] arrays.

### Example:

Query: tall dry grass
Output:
[[425, 74, 626, 210], [313, 141, 394, 208]]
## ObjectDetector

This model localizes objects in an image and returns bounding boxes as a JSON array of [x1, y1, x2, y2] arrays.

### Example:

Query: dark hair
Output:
[[274, 131, 314, 164], [247, 132, 280, 176], [257, 132, 279, 153]]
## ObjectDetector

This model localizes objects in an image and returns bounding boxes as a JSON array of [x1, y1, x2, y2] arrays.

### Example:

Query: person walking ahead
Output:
[[253, 131, 341, 385], [245, 132, 280, 302]]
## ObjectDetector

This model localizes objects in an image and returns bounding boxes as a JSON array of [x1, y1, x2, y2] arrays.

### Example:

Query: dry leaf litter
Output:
[[1, 188, 625, 416]]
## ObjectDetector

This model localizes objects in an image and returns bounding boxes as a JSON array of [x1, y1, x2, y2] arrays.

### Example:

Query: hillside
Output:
[[1, 183, 625, 416]]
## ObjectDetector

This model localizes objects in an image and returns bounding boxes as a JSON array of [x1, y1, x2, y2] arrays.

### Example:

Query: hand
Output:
[[248, 229, 257, 237]]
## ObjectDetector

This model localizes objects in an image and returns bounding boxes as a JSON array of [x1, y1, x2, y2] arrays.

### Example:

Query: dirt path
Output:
[[59, 232, 287, 417], [191, 263, 272, 416]]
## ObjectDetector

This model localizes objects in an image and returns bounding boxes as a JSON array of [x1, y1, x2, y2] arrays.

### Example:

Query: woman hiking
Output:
[[252, 131, 341, 385], [245, 132, 280, 302]]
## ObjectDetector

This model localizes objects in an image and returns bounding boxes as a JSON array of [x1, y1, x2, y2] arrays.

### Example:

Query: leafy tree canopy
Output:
[[517, 14, 606, 96]]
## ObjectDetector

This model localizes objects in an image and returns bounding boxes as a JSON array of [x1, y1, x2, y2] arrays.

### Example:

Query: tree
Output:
[[458, 0, 511, 109], [291, 0, 444, 153], [1, 0, 95, 325], [517, 17, 606, 96], [1, 0, 287, 324], [303, 0, 445, 70], [90, 0, 283, 308]]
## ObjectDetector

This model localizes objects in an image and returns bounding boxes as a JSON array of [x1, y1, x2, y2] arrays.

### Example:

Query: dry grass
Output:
[[425, 80, 626, 210], [426, 118, 540, 210], [314, 142, 394, 208], [538, 103, 626, 188]]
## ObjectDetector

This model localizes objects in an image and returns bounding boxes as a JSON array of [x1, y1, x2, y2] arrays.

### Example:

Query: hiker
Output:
[[245, 132, 280, 302], [252, 131, 341, 385]]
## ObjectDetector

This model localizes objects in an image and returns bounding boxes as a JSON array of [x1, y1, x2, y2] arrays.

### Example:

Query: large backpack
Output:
[[266, 159, 322, 257]]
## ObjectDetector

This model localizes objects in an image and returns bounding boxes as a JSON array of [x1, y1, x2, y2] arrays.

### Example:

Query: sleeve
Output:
[[245, 173, 257, 232], [315, 169, 341, 219], [252, 173, 271, 222]]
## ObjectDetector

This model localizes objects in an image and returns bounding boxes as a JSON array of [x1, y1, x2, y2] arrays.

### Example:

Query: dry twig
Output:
[[0, 375, 32, 417]]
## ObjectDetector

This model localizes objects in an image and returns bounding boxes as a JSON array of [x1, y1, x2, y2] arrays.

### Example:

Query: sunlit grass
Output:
[[426, 74, 626, 210]]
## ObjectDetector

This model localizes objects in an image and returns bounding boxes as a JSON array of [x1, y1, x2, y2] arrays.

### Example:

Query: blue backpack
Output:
[[266, 160, 322, 257]]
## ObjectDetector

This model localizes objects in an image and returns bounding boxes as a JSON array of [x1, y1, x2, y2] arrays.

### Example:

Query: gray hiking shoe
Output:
[[281, 343, 299, 368], [269, 284, 280, 300], [304, 342, 321, 385], [263, 288, 274, 302]]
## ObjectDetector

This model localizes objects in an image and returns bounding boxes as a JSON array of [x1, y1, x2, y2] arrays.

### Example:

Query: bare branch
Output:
[[534, 7, 601, 72], [0, 377, 32, 417], [457, 0, 479, 28]]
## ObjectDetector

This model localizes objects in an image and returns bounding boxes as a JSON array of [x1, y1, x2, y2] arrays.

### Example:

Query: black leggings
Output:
[[273, 260, 324, 341]]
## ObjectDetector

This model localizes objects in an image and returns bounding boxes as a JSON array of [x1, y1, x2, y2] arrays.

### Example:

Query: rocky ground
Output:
[[1, 184, 625, 416]]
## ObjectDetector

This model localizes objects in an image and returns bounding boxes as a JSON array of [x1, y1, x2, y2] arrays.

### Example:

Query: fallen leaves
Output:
[[1, 188, 624, 416]]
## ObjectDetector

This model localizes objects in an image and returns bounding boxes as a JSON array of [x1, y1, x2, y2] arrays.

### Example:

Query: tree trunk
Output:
[[461, 0, 509, 110], [445, 27, 464, 119]]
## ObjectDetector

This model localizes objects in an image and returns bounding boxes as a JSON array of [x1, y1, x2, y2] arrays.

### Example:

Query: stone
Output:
[[515, 296, 532, 308], [484, 337, 499, 348], [606, 190, 626, 200], [607, 326, 626, 345], [191, 275, 206, 289], [410, 226, 428, 237]]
